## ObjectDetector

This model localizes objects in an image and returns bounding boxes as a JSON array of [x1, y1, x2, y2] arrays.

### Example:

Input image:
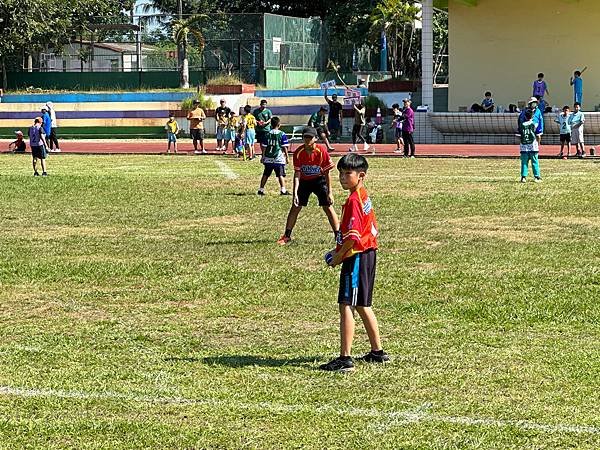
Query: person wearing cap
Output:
[[187, 99, 207, 154], [276, 126, 339, 245], [40, 106, 52, 150], [253, 99, 272, 148], [401, 98, 415, 157], [518, 97, 544, 144], [8, 131, 26, 153], [215, 99, 231, 153], [308, 106, 335, 151], [45, 101, 61, 153], [324, 88, 343, 140], [29, 117, 49, 176]]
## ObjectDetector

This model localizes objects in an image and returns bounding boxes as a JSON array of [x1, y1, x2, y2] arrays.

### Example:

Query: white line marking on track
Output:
[[1, 385, 598, 435], [214, 160, 238, 179]]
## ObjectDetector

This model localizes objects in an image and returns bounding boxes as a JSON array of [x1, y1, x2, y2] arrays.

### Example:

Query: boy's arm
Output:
[[282, 144, 290, 164], [292, 170, 301, 207], [324, 169, 334, 206], [330, 240, 354, 267]]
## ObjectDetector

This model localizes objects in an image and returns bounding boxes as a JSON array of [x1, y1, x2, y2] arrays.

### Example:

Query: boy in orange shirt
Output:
[[320, 153, 388, 372], [277, 127, 339, 245]]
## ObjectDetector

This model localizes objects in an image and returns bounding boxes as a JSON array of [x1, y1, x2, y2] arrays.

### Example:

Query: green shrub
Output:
[[364, 94, 387, 110], [180, 91, 216, 110], [206, 74, 245, 86]]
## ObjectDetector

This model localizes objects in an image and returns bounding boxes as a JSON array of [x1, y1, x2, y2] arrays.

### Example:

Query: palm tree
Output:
[[172, 14, 206, 88]]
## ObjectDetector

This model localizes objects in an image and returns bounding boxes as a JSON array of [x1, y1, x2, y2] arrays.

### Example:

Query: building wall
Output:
[[449, 0, 600, 111]]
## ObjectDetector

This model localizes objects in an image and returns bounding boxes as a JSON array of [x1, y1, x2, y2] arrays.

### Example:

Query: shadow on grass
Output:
[[201, 355, 317, 368]]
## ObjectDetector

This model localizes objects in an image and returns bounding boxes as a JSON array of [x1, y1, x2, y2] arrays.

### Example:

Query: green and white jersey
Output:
[[262, 129, 289, 164], [519, 120, 537, 145]]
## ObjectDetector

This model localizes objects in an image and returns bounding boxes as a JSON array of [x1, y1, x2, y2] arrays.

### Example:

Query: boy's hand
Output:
[[293, 195, 299, 207], [327, 192, 334, 206], [330, 251, 343, 267]]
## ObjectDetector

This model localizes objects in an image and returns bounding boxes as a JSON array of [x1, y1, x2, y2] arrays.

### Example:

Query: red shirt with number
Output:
[[336, 186, 378, 259], [293, 144, 334, 180]]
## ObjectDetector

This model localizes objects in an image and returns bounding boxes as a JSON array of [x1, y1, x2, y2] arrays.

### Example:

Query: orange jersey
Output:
[[293, 144, 334, 180], [337, 186, 378, 258]]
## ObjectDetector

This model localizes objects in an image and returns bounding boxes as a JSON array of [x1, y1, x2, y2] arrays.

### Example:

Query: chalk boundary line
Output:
[[214, 160, 238, 179], [1, 385, 598, 436]]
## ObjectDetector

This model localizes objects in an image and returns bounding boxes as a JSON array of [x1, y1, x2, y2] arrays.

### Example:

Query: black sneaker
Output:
[[33, 172, 39, 177], [319, 357, 355, 372], [280, 190, 291, 196], [361, 350, 390, 363], [257, 190, 265, 196], [41, 172, 48, 177]]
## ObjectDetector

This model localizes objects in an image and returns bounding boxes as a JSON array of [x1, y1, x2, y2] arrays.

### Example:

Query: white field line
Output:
[[214, 160, 238, 180], [1, 385, 598, 435]]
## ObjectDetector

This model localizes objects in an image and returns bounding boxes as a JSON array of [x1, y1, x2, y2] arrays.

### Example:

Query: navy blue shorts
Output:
[[338, 249, 376, 307], [263, 163, 286, 178]]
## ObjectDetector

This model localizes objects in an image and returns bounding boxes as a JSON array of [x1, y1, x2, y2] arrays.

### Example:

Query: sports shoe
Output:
[[54, 148, 61, 153], [394, 148, 402, 153], [319, 356, 355, 372], [201, 150, 207, 154], [257, 190, 265, 196], [41, 172, 48, 177], [360, 350, 390, 363], [280, 190, 291, 195], [276, 235, 291, 245], [33, 172, 39, 177], [520, 177, 526, 183], [534, 177, 542, 183], [194, 150, 202, 155]]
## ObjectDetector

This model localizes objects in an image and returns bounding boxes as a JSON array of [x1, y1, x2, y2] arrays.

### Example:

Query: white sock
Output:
[[280, 187, 287, 193], [258, 187, 265, 193]]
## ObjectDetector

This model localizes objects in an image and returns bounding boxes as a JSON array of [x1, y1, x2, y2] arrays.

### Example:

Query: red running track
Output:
[[1, 140, 596, 158]]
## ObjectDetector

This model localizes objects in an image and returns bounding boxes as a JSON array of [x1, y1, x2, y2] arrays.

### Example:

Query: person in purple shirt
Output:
[[401, 98, 415, 158], [532, 73, 549, 108]]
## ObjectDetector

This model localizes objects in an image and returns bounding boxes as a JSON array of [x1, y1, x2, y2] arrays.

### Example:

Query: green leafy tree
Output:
[[172, 14, 207, 88], [369, 0, 420, 76]]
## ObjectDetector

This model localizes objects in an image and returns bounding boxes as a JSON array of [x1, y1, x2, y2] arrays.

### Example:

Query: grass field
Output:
[[0, 154, 599, 449]]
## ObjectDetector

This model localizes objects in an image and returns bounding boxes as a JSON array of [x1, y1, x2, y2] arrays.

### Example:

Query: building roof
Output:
[[72, 41, 156, 53]]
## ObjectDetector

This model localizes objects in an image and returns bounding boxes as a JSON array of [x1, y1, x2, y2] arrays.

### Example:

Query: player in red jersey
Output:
[[320, 153, 389, 372], [277, 127, 339, 245]]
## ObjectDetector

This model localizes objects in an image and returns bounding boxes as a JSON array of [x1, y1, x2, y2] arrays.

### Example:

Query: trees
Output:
[[369, 0, 420, 77], [172, 15, 207, 88], [0, 0, 135, 89]]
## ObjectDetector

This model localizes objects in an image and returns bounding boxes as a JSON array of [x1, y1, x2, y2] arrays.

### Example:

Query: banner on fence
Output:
[[320, 79, 336, 89]]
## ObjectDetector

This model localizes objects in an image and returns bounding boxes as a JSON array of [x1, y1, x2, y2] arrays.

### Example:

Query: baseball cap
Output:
[[528, 97, 538, 104], [220, 98, 226, 103], [14, 130, 23, 135], [402, 98, 411, 102], [41, 105, 48, 110], [302, 127, 318, 137]]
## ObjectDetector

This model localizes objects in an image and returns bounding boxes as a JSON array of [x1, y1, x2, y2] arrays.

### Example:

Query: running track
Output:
[[1, 140, 597, 158]]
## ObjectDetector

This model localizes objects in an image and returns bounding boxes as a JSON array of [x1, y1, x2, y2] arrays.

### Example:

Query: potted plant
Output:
[[205, 74, 255, 95]]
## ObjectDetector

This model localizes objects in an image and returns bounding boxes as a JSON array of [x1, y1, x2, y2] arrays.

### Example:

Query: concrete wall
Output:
[[448, 0, 600, 111]]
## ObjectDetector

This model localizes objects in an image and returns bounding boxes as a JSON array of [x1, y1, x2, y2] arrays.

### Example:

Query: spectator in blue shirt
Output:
[[518, 97, 544, 143], [40, 105, 52, 144], [481, 91, 494, 113], [570, 69, 585, 106]]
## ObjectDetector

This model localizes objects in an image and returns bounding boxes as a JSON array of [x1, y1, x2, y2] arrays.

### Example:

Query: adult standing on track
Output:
[[40, 105, 52, 153], [45, 101, 61, 153], [215, 98, 231, 152], [324, 89, 343, 141], [350, 101, 369, 152], [187, 100, 206, 154], [253, 99, 272, 150], [401, 98, 415, 158]]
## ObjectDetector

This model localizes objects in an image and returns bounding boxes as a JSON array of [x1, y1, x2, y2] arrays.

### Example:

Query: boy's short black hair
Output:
[[563, 105, 570, 111], [271, 116, 280, 127], [391, 103, 400, 109], [485, 91, 492, 97], [337, 152, 369, 173], [574, 102, 581, 107], [524, 109, 533, 120], [537, 72, 544, 78], [244, 105, 251, 113], [575, 70, 581, 76]]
